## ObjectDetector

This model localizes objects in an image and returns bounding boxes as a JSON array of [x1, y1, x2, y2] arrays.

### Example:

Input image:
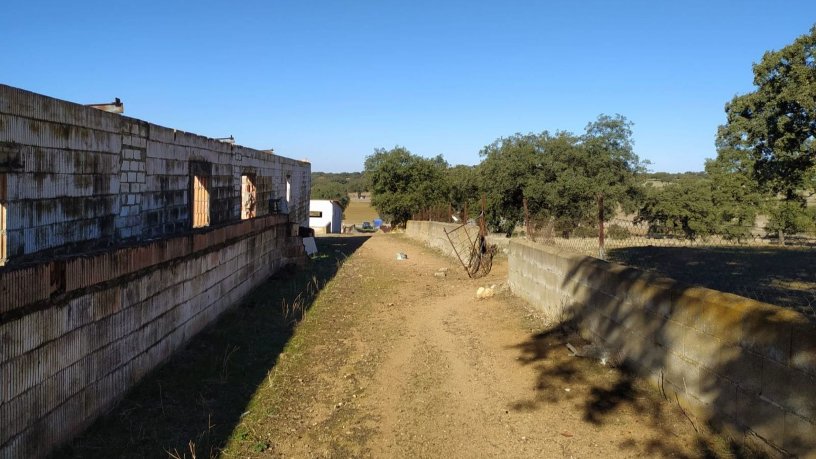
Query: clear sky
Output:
[[3, 1, 815, 173]]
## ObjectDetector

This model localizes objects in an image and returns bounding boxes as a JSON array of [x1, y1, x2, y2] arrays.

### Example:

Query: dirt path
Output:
[[225, 233, 742, 458]]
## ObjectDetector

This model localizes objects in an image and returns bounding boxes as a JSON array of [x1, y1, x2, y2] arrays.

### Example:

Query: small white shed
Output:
[[309, 200, 343, 234]]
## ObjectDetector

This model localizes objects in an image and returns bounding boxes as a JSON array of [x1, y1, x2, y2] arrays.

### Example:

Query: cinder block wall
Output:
[[404, 220, 460, 258], [404, 220, 510, 257], [0, 214, 304, 458], [0, 84, 310, 263], [0, 84, 312, 458], [507, 239, 816, 457]]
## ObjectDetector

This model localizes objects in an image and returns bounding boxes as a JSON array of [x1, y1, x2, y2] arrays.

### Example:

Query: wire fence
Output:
[[413, 204, 816, 256], [526, 216, 816, 259], [413, 202, 816, 322]]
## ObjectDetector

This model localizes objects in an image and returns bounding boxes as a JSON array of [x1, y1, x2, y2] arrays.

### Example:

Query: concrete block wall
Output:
[[404, 220, 461, 258], [0, 84, 310, 264], [0, 214, 304, 458], [507, 239, 816, 457], [404, 220, 510, 257]]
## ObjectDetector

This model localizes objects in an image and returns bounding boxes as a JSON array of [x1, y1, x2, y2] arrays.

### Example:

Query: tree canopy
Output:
[[712, 26, 816, 241], [717, 26, 816, 197], [310, 172, 368, 209], [444, 164, 480, 219], [637, 176, 717, 240], [478, 114, 645, 235], [364, 146, 448, 226], [310, 180, 350, 209]]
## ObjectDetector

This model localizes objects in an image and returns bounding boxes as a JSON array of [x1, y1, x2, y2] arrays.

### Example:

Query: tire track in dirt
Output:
[[238, 233, 749, 458]]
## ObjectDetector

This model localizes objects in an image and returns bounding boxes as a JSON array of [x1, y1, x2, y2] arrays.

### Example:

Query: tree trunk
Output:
[[779, 229, 785, 246]]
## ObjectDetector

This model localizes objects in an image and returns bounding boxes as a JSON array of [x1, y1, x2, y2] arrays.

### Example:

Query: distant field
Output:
[[344, 199, 380, 224]]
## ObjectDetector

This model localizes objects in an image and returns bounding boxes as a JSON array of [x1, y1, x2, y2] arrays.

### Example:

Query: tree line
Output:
[[310, 172, 368, 210], [329, 26, 816, 241]]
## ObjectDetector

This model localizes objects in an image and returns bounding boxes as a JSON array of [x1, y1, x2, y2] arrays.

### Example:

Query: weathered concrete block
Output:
[[0, 264, 50, 312], [790, 323, 816, 377], [784, 412, 816, 457], [696, 367, 739, 414], [739, 303, 800, 366], [682, 328, 722, 368], [761, 359, 816, 420], [715, 345, 764, 396], [737, 390, 786, 451]]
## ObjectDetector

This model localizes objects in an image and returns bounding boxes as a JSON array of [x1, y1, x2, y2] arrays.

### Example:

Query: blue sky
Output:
[[3, 1, 815, 172]]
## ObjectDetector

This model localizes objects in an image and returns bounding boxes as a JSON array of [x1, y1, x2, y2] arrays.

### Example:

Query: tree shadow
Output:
[[51, 235, 370, 459], [510, 322, 688, 455], [509, 248, 816, 457], [607, 246, 816, 320]]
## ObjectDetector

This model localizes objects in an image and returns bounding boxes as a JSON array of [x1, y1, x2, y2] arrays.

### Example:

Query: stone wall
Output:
[[0, 84, 310, 265], [508, 239, 816, 457], [0, 214, 304, 458]]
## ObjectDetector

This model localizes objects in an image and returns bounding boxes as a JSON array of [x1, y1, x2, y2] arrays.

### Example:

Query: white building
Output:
[[309, 200, 343, 234]]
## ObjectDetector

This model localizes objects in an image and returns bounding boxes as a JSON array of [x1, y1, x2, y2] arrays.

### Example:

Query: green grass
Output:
[[343, 199, 380, 224]]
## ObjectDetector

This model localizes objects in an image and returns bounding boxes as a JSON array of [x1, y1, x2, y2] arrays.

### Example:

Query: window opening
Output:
[[286, 174, 291, 203], [241, 174, 256, 219], [309, 210, 322, 218], [192, 175, 210, 228]]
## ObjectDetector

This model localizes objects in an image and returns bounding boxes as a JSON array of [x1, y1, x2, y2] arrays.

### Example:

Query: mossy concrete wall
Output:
[[508, 239, 816, 457]]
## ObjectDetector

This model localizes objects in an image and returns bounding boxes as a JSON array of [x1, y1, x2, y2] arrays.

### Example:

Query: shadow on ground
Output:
[[51, 235, 369, 459], [607, 246, 816, 320], [504, 248, 809, 457], [510, 322, 768, 459]]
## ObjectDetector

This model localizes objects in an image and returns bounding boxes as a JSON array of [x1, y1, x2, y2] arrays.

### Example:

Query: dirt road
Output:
[[225, 233, 742, 458]]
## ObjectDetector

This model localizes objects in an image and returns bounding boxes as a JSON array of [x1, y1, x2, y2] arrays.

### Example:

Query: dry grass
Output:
[[343, 199, 380, 224], [52, 237, 370, 459]]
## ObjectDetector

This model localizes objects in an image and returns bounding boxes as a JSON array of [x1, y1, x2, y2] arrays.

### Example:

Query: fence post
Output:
[[598, 193, 606, 260]]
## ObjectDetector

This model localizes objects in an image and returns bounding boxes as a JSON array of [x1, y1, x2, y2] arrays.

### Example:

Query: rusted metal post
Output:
[[598, 193, 606, 260]]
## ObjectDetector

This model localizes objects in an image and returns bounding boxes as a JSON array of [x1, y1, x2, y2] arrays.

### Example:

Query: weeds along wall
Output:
[[507, 239, 816, 457], [0, 215, 306, 458], [0, 84, 310, 265]]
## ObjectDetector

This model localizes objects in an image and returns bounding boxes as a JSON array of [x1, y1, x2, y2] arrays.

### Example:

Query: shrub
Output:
[[606, 223, 631, 240]]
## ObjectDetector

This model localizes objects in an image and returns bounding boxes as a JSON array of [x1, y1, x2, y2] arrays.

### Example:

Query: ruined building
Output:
[[0, 84, 310, 458]]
